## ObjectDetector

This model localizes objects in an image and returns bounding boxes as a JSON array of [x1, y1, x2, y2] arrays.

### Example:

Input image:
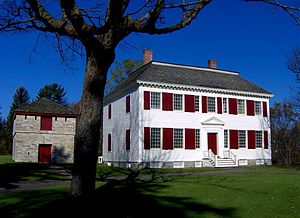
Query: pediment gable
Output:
[[201, 116, 225, 126]]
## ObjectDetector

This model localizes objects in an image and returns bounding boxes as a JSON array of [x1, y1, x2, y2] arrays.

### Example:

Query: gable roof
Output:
[[14, 97, 78, 117], [104, 61, 272, 104]]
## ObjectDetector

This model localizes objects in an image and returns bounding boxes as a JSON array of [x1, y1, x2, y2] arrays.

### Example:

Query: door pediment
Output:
[[201, 116, 225, 126]]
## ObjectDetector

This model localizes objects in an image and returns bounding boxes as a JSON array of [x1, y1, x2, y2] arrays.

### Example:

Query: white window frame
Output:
[[195, 129, 200, 149], [150, 128, 161, 149], [207, 97, 216, 113], [224, 129, 229, 148], [195, 96, 200, 112], [173, 94, 183, 111], [223, 98, 228, 113], [255, 131, 263, 148], [238, 130, 247, 148], [255, 101, 262, 116], [173, 128, 184, 149], [150, 92, 161, 109], [237, 99, 246, 115]]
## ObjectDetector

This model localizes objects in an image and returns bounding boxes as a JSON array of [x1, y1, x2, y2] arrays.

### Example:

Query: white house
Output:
[[103, 51, 273, 168]]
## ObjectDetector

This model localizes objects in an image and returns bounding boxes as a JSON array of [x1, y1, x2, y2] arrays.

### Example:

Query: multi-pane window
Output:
[[224, 130, 228, 148], [223, 98, 228, 113], [195, 96, 200, 112], [150, 92, 161, 109], [237, 99, 245, 114], [173, 94, 183, 111], [255, 101, 262, 115], [195, 129, 200, 148], [150, 128, 161, 148], [174, 128, 184, 148], [207, 97, 216, 112], [238, 130, 246, 148], [255, 131, 263, 148]]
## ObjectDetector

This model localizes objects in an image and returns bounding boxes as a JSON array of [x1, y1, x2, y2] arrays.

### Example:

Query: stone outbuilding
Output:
[[12, 98, 78, 163]]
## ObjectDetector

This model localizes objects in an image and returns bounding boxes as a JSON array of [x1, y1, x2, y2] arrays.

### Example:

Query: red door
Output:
[[208, 133, 218, 155], [39, 144, 52, 163]]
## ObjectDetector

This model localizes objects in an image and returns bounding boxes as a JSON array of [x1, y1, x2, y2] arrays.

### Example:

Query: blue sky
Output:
[[0, 0, 300, 118]]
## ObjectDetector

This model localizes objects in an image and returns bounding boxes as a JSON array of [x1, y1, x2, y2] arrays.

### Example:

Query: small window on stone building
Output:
[[40, 116, 52, 131]]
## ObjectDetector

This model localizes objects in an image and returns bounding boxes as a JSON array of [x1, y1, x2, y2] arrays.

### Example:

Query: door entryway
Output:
[[208, 133, 218, 155], [38, 144, 52, 163]]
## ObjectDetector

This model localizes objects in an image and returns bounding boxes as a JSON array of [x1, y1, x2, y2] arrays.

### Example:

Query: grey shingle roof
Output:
[[104, 61, 271, 104], [14, 97, 78, 116]]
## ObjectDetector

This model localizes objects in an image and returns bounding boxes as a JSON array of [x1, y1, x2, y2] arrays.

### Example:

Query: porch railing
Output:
[[223, 150, 237, 165]]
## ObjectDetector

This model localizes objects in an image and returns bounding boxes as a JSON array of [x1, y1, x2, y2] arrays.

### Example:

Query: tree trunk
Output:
[[68, 48, 114, 197]]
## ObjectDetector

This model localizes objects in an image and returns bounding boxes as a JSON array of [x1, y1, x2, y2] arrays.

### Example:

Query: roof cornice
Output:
[[137, 80, 274, 99]]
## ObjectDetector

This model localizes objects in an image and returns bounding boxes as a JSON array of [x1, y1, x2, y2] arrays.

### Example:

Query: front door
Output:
[[208, 133, 218, 155], [39, 144, 52, 163]]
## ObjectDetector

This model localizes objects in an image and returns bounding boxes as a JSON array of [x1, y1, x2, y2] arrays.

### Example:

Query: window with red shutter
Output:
[[229, 98, 237, 115], [144, 91, 150, 110], [126, 95, 130, 113], [108, 104, 112, 119], [40, 117, 52, 130], [185, 129, 195, 149], [163, 128, 173, 150], [162, 92, 173, 111], [248, 130, 256, 149], [144, 127, 150, 149], [263, 102, 268, 117], [108, 133, 112, 152], [185, 95, 195, 112], [264, 131, 268, 149], [230, 130, 238, 149], [126, 129, 130, 151], [247, 100, 255, 116], [202, 96, 207, 113], [217, 97, 222, 114]]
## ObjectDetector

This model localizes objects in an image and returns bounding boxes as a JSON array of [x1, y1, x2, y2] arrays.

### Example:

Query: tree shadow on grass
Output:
[[24, 171, 236, 218]]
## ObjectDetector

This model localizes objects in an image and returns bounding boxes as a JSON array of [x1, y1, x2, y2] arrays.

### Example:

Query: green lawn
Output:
[[0, 171, 299, 218]]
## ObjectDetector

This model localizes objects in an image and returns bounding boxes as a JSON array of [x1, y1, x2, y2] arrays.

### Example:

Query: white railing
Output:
[[203, 149, 216, 166], [223, 150, 237, 165]]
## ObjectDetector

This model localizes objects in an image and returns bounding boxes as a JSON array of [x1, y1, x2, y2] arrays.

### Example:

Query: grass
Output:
[[0, 171, 299, 218]]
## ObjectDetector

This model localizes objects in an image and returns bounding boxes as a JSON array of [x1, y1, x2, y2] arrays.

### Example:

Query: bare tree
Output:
[[287, 48, 300, 110], [0, 0, 212, 197]]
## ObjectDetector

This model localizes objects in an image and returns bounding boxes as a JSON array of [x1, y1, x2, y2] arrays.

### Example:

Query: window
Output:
[[195, 129, 200, 148], [40, 117, 52, 130], [126, 129, 130, 150], [150, 128, 161, 148], [237, 99, 245, 114], [224, 130, 228, 148], [255, 101, 262, 115], [238, 130, 246, 148], [195, 96, 199, 112], [108, 104, 112, 119], [150, 92, 161, 109], [173, 94, 183, 111], [126, 95, 130, 113], [207, 97, 216, 112], [108, 133, 112, 152], [174, 128, 184, 148], [223, 98, 228, 113], [255, 131, 262, 148]]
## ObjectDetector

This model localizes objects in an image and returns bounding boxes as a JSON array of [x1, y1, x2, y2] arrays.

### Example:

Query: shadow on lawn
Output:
[[7, 170, 237, 218]]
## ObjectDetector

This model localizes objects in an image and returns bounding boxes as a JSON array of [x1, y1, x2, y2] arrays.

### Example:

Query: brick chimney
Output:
[[143, 49, 153, 65], [208, 59, 217, 69]]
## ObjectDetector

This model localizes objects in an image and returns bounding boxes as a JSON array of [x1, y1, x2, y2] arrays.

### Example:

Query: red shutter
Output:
[[217, 97, 222, 114], [248, 130, 255, 149], [264, 131, 268, 149], [263, 102, 268, 117], [163, 128, 173, 150], [229, 98, 237, 115], [202, 96, 207, 113], [126, 95, 130, 113], [144, 127, 150, 150], [185, 129, 195, 149], [230, 130, 238, 149], [108, 133, 112, 152], [247, 100, 254, 116], [185, 95, 195, 112], [144, 91, 150, 110], [126, 129, 130, 151], [40, 117, 52, 130], [108, 104, 112, 119], [162, 92, 173, 111]]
